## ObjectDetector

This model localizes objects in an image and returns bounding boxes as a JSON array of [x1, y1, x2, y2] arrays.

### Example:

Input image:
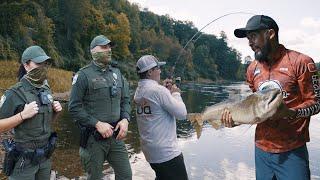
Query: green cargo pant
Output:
[[80, 135, 132, 180], [9, 157, 51, 180]]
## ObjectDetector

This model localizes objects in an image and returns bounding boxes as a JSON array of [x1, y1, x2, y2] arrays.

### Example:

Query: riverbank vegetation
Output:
[[1, 0, 247, 83]]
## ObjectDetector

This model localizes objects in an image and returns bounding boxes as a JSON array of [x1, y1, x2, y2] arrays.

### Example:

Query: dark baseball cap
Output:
[[90, 35, 115, 50], [21, 46, 51, 64], [234, 15, 279, 38]]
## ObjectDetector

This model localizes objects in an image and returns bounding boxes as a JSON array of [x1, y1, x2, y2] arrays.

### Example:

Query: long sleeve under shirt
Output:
[[134, 79, 187, 163]]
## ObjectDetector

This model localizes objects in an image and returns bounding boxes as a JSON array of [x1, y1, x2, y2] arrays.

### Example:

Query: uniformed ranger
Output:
[[0, 45, 62, 180], [68, 35, 132, 179]]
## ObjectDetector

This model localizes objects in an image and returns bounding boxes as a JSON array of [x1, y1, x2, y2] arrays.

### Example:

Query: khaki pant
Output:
[[80, 135, 132, 180], [9, 157, 51, 180]]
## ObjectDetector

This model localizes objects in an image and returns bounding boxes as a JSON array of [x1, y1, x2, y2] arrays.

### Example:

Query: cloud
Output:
[[281, 28, 320, 62], [280, 29, 306, 46], [300, 17, 320, 29]]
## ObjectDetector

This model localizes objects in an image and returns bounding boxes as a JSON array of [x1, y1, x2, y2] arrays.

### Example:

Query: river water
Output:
[[2, 82, 320, 179]]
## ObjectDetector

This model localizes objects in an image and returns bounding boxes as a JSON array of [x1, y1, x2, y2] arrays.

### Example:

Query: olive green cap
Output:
[[21, 46, 51, 64], [90, 35, 115, 50]]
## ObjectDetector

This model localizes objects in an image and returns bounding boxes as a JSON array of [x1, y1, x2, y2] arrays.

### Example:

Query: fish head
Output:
[[253, 88, 283, 122], [259, 88, 283, 108]]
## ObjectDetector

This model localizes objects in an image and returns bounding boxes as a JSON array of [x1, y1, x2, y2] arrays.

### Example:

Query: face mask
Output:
[[25, 65, 48, 87], [91, 50, 112, 66]]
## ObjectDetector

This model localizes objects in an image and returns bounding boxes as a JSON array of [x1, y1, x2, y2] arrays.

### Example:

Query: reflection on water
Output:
[[1, 82, 320, 179], [181, 82, 320, 180], [54, 82, 320, 179]]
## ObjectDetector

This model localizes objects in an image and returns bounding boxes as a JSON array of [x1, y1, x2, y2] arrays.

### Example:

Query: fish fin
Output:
[[187, 113, 203, 139], [208, 120, 221, 130]]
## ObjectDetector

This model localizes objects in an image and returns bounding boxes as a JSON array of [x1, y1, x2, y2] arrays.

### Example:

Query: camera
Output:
[[38, 91, 52, 105]]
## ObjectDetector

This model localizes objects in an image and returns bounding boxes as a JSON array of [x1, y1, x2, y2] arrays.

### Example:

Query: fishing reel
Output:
[[165, 76, 182, 88], [175, 77, 182, 88]]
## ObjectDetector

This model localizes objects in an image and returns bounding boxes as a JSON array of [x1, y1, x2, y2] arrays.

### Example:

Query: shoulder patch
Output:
[[307, 63, 317, 73], [72, 74, 79, 85], [0, 95, 6, 108]]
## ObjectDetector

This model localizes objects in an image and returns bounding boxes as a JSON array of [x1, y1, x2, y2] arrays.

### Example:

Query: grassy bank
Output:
[[0, 61, 73, 96]]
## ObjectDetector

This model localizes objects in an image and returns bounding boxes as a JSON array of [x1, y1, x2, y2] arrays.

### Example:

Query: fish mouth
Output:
[[267, 89, 282, 107], [268, 92, 278, 104]]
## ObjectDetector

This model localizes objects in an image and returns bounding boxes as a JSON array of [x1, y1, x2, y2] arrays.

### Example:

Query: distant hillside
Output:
[[0, 0, 245, 81], [0, 61, 73, 96]]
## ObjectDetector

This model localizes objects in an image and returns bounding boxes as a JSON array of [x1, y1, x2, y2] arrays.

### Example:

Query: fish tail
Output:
[[187, 113, 203, 139]]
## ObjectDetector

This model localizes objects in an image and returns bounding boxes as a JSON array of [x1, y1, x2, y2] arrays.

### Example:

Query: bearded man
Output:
[[221, 15, 319, 180]]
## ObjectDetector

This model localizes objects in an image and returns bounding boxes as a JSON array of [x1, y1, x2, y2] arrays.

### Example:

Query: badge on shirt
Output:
[[307, 63, 317, 73], [0, 95, 6, 108], [72, 74, 78, 85], [113, 73, 118, 80]]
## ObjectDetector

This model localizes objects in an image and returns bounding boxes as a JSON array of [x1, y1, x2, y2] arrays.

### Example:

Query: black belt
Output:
[[16, 139, 49, 150]]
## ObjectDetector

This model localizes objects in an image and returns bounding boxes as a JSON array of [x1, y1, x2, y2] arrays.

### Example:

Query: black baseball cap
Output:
[[234, 15, 279, 38]]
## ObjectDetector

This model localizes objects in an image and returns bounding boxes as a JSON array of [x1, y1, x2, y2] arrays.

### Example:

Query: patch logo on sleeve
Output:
[[72, 74, 79, 85], [307, 63, 317, 73], [0, 95, 6, 108], [254, 68, 261, 76]]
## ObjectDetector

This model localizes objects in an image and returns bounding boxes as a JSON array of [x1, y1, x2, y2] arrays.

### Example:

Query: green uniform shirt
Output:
[[68, 61, 131, 127], [0, 78, 53, 143]]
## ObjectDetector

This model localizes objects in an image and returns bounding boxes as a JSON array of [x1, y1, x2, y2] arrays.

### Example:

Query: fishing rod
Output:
[[169, 11, 256, 83]]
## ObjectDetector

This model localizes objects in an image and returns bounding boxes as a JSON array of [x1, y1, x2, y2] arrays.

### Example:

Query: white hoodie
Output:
[[134, 79, 187, 163]]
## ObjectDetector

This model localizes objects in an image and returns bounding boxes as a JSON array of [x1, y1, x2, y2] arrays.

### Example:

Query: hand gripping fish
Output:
[[188, 89, 296, 138]]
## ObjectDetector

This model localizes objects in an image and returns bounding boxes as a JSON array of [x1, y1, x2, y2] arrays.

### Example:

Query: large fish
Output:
[[188, 88, 296, 138]]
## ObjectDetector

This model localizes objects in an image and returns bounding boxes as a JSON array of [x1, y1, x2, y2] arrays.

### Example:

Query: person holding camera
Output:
[[68, 35, 132, 180], [0, 45, 62, 179]]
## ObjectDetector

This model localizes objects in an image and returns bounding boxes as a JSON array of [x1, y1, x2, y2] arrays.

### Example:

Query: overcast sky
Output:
[[128, 0, 320, 62]]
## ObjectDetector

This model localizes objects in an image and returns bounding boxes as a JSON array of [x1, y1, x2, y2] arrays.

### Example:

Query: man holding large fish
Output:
[[220, 15, 319, 180]]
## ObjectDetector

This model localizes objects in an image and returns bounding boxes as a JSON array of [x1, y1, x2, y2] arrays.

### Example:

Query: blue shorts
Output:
[[255, 145, 310, 180]]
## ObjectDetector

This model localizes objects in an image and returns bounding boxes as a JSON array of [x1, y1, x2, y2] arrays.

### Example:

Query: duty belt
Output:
[[16, 132, 57, 164], [16, 139, 49, 150]]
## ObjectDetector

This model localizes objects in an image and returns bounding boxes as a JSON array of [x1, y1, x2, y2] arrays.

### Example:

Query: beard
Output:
[[255, 39, 271, 62]]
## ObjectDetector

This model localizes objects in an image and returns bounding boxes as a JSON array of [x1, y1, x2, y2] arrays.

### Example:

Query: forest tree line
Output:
[[0, 0, 246, 81]]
